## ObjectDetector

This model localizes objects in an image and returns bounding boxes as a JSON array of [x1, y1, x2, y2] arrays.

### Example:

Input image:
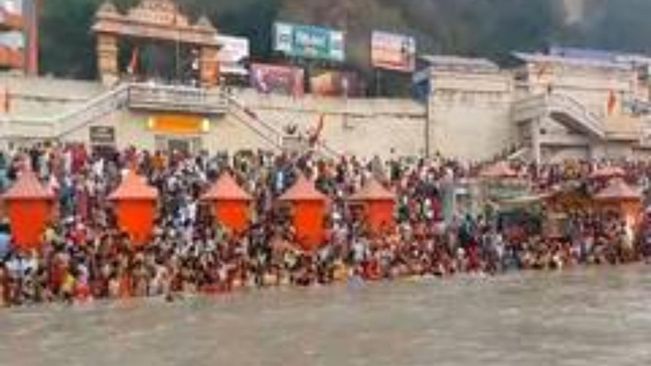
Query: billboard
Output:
[[273, 22, 345, 62], [371, 31, 416, 72], [216, 35, 249, 76], [0, 0, 24, 70], [310, 70, 364, 97], [0, 0, 24, 30], [0, 0, 28, 70], [250, 63, 304, 97]]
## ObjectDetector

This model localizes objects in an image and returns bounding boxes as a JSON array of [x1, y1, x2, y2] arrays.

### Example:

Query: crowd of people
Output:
[[0, 144, 650, 308]]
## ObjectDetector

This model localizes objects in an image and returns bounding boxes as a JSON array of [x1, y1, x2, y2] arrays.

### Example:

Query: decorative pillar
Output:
[[530, 118, 541, 166], [97, 33, 119, 86], [200, 46, 219, 88]]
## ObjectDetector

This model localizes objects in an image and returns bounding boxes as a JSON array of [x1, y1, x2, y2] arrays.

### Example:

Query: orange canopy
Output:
[[594, 178, 641, 201], [279, 175, 328, 252], [479, 161, 518, 179], [349, 178, 396, 201], [2, 171, 54, 201], [108, 171, 158, 201], [1, 171, 54, 252], [202, 172, 252, 201], [202, 172, 252, 234], [350, 178, 396, 236], [108, 171, 158, 246], [279, 175, 328, 202]]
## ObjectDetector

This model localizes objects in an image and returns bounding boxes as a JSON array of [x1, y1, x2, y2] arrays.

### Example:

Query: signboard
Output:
[[0, 0, 25, 46], [89, 126, 116, 145], [0, 0, 26, 70], [310, 70, 364, 97], [371, 31, 416, 72], [216, 34, 249, 76], [273, 22, 345, 62], [250, 63, 304, 97]]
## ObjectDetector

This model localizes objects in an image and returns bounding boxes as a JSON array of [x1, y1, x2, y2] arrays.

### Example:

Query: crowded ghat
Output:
[[0, 144, 650, 308]]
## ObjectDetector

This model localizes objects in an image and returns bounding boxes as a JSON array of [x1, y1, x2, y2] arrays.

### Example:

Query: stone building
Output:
[[2, 1, 651, 163]]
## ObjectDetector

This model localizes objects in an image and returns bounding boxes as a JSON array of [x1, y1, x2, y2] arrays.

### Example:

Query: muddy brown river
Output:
[[1, 266, 650, 366]]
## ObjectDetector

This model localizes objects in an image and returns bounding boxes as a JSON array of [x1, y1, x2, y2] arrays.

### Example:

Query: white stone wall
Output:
[[427, 69, 516, 160], [0, 73, 106, 117], [5, 64, 647, 162], [225, 89, 427, 158]]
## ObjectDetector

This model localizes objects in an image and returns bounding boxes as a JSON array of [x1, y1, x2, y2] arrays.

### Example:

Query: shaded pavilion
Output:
[[349, 178, 396, 236], [202, 172, 252, 234], [1, 170, 54, 252], [109, 171, 159, 246], [279, 175, 328, 252]]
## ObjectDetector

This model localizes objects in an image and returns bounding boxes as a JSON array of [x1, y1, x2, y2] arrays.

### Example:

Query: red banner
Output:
[[250, 63, 304, 97]]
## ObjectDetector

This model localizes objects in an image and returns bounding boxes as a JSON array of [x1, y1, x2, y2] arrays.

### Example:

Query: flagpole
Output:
[[176, 31, 180, 83]]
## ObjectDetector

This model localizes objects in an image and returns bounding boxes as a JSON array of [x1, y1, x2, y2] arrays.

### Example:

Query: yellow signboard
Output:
[[147, 114, 209, 135]]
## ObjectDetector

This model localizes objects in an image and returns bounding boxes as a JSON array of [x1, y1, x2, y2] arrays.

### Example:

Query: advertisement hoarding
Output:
[[0, 0, 24, 46], [310, 70, 364, 97], [250, 63, 304, 97], [216, 35, 249, 76], [0, 0, 27, 70], [371, 31, 416, 72], [273, 22, 345, 62]]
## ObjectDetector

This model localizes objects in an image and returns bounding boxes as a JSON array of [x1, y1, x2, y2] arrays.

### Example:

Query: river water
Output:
[[1, 266, 650, 366]]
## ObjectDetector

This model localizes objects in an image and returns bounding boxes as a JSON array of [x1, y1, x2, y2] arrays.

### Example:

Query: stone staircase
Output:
[[512, 93, 605, 139], [1, 83, 228, 141], [224, 91, 340, 158], [1, 82, 340, 157]]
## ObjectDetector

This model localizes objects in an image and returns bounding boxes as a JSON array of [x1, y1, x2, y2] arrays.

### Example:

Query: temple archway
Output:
[[92, 0, 220, 87]]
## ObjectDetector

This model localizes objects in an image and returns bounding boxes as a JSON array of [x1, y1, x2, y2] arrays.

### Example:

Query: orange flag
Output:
[[607, 90, 617, 115], [308, 114, 325, 146], [0, 86, 9, 113], [127, 47, 139, 75]]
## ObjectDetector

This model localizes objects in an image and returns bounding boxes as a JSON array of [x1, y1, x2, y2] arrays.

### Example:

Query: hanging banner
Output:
[[273, 22, 345, 62], [371, 31, 416, 72], [250, 63, 304, 97]]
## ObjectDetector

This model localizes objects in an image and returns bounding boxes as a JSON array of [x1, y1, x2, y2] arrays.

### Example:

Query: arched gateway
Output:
[[92, 0, 220, 87]]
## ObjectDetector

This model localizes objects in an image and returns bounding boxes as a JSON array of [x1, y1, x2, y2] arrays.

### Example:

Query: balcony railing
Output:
[[127, 83, 227, 115]]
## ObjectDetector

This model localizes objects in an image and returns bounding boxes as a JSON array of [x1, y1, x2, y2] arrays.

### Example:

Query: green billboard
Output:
[[273, 22, 345, 62]]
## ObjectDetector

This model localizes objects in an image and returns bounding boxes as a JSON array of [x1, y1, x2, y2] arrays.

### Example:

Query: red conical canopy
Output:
[[202, 172, 252, 201], [109, 171, 158, 201], [2, 170, 54, 201], [350, 178, 396, 201], [594, 178, 641, 201], [279, 175, 327, 202]]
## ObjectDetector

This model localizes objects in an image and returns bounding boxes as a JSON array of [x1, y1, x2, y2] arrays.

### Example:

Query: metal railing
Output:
[[57, 83, 130, 137], [512, 93, 604, 138], [225, 92, 340, 158], [547, 93, 604, 137], [127, 83, 227, 115]]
